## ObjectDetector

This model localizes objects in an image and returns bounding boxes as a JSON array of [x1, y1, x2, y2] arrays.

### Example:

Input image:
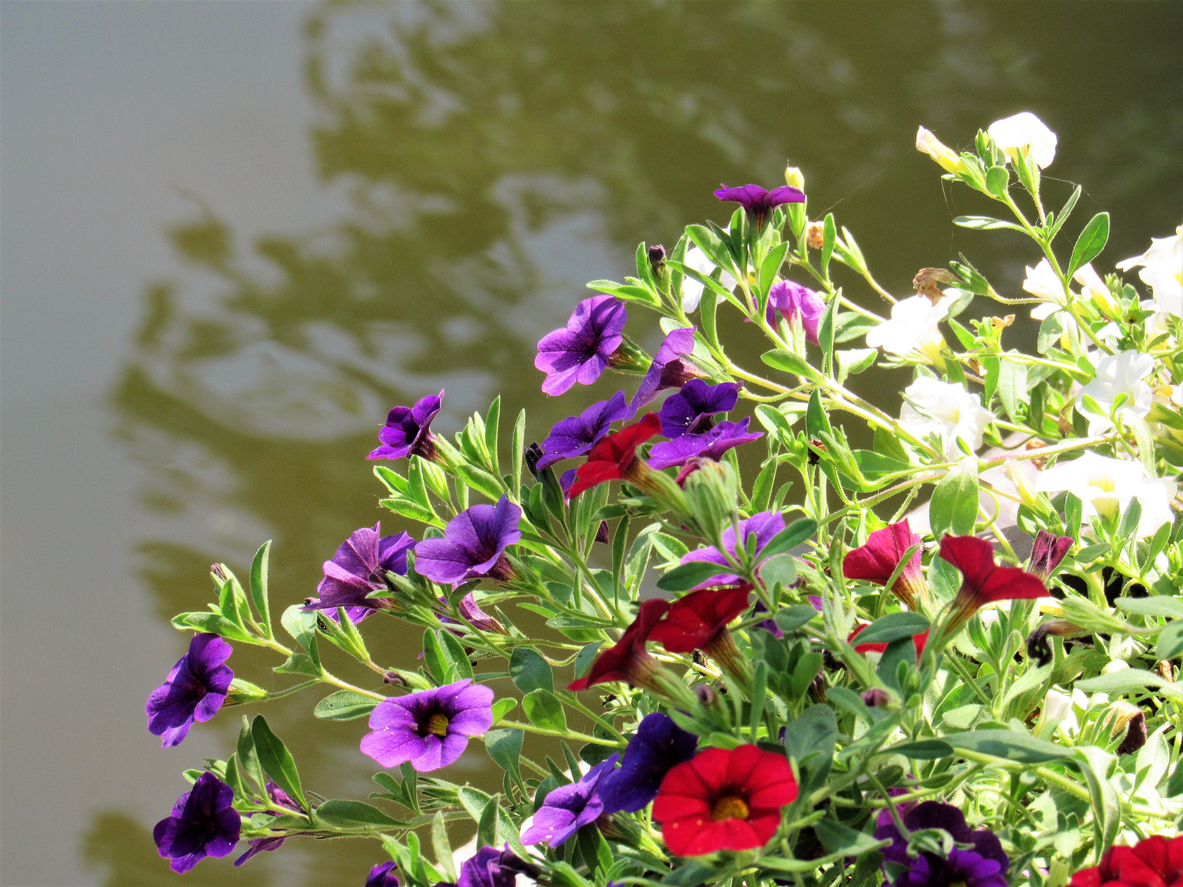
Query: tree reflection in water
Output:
[[93, 2, 1181, 883]]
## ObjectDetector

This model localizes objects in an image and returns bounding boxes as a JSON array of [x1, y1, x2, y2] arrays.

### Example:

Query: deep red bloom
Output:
[[568, 599, 670, 691], [938, 535, 1048, 634], [1071, 835, 1183, 887], [649, 586, 753, 654], [567, 413, 662, 499], [843, 520, 926, 609], [653, 745, 798, 856], [849, 624, 929, 660]]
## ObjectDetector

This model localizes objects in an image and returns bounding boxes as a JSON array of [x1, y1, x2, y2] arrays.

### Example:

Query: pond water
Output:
[[1, 2, 1180, 884]]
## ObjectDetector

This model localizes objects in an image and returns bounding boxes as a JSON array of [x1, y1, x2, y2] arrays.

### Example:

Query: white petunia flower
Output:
[[1023, 258, 1066, 304], [1034, 451, 1177, 538], [680, 244, 736, 314], [865, 294, 953, 363], [899, 376, 995, 459], [915, 127, 964, 174], [1075, 350, 1155, 435], [1117, 225, 1183, 317], [1073, 263, 1120, 318], [987, 111, 1058, 169]]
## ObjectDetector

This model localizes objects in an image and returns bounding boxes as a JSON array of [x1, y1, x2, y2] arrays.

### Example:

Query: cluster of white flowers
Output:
[[1118, 225, 1183, 319], [1035, 451, 1177, 538], [899, 376, 995, 460], [864, 293, 955, 364]]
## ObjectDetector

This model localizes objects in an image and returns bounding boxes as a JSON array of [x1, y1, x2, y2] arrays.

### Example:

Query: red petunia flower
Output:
[[567, 413, 662, 499], [849, 624, 930, 660], [1071, 834, 1183, 887], [568, 599, 670, 691], [649, 585, 753, 681], [843, 520, 926, 610], [653, 745, 798, 856], [938, 535, 1049, 635]]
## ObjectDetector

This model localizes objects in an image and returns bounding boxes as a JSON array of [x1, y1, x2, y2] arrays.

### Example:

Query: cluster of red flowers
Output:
[[1072, 835, 1183, 887]]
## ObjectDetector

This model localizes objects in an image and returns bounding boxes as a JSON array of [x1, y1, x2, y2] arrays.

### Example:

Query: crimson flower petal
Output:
[[567, 413, 661, 499], [568, 599, 670, 691], [649, 586, 753, 653]]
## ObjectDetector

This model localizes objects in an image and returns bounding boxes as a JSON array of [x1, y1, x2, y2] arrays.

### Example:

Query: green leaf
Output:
[[313, 690, 379, 721], [774, 605, 820, 633], [856, 612, 930, 645], [491, 698, 518, 724], [656, 560, 728, 592], [249, 541, 273, 637], [236, 715, 267, 795], [1118, 598, 1183, 619], [574, 642, 602, 678], [944, 729, 1068, 763], [985, 166, 1010, 198], [251, 715, 306, 809], [836, 348, 876, 384], [484, 396, 501, 473], [1072, 746, 1120, 853], [953, 215, 1026, 233], [315, 799, 402, 828], [760, 518, 818, 559], [758, 242, 789, 299], [437, 628, 475, 680], [1068, 212, 1110, 278], [929, 458, 979, 538], [1046, 185, 1082, 242], [431, 810, 457, 881], [820, 213, 836, 278], [422, 629, 451, 684], [280, 604, 320, 669], [761, 348, 819, 380], [1076, 669, 1180, 699], [522, 689, 567, 732], [813, 819, 886, 855], [998, 359, 1029, 423], [171, 612, 254, 644], [484, 728, 524, 784], [457, 786, 495, 822], [806, 389, 833, 438], [758, 555, 798, 591], [887, 740, 954, 760], [509, 647, 553, 694]]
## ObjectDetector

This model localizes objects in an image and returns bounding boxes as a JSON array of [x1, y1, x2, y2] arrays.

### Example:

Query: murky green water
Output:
[[2, 2, 1180, 884]]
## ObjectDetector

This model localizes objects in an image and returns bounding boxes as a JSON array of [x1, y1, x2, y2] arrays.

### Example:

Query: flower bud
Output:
[[648, 244, 667, 274], [915, 127, 965, 174], [862, 688, 890, 708], [1110, 701, 1147, 755], [784, 165, 805, 190], [694, 683, 718, 706], [383, 670, 407, 686], [1033, 688, 1070, 738], [682, 459, 739, 547]]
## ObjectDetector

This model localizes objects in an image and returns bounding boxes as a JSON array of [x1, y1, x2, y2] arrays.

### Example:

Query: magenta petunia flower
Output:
[[304, 523, 415, 621], [521, 754, 621, 847], [537, 391, 630, 470], [414, 496, 522, 586], [153, 772, 241, 874], [599, 713, 698, 814], [843, 520, 925, 610], [146, 633, 234, 748], [535, 296, 628, 396], [1027, 529, 1073, 581], [767, 281, 825, 345], [680, 511, 786, 587], [630, 327, 700, 411], [658, 380, 742, 438], [368, 392, 444, 462], [714, 183, 805, 227], [647, 418, 762, 470], [360, 679, 495, 772]]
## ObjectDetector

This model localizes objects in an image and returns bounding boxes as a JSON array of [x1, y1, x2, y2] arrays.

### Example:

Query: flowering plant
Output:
[[146, 114, 1183, 887]]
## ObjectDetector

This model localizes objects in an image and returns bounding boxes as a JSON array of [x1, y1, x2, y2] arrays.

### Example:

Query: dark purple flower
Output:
[[153, 772, 241, 874], [304, 524, 415, 620], [680, 510, 786, 587], [368, 392, 444, 462], [599, 713, 698, 813], [648, 418, 762, 470], [458, 845, 540, 887], [234, 782, 302, 866], [536, 296, 628, 396], [630, 327, 700, 411], [415, 497, 522, 586], [537, 391, 631, 470], [360, 678, 494, 772], [768, 281, 825, 345], [876, 801, 1009, 887], [714, 183, 805, 227], [366, 861, 400, 887], [659, 380, 742, 438], [521, 754, 621, 847], [559, 468, 577, 495], [146, 633, 234, 748], [1028, 530, 1073, 581]]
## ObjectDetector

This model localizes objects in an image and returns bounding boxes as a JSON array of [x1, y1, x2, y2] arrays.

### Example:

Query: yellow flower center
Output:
[[710, 795, 750, 821], [425, 713, 450, 737]]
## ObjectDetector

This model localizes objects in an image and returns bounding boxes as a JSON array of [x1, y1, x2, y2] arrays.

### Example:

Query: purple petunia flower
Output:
[[458, 845, 540, 887], [768, 281, 825, 345], [360, 678, 494, 772], [647, 418, 762, 470], [146, 633, 234, 748], [680, 510, 786, 587], [304, 523, 416, 622], [714, 183, 805, 228], [368, 392, 444, 462], [521, 754, 620, 847], [153, 772, 241, 874], [414, 496, 522, 586], [1027, 529, 1073, 582], [599, 713, 698, 813], [234, 782, 302, 866], [659, 380, 742, 438], [457, 593, 506, 633], [630, 327, 700, 411], [876, 801, 1009, 887], [366, 861, 400, 887], [536, 296, 628, 396], [537, 391, 630, 470]]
